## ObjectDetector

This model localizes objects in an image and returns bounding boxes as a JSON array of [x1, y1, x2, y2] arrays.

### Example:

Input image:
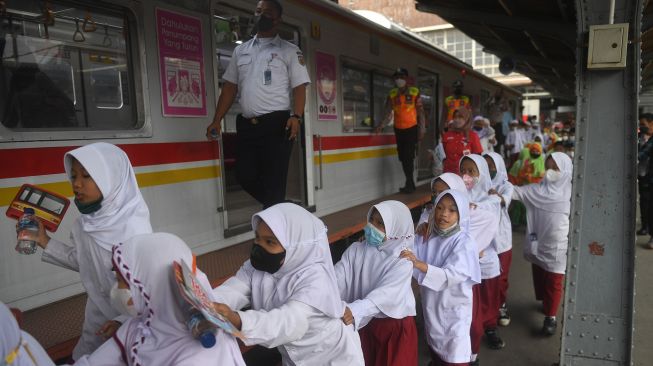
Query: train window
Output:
[[342, 65, 371, 132], [0, 1, 138, 130], [372, 72, 394, 128]]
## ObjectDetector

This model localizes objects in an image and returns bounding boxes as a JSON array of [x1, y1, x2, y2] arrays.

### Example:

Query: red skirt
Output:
[[359, 316, 418, 366], [428, 348, 470, 366], [498, 250, 513, 306], [469, 284, 483, 354], [531, 264, 564, 317], [480, 276, 501, 330]]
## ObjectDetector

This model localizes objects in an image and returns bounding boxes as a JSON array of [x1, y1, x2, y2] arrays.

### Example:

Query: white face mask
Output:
[[110, 282, 137, 317], [395, 79, 406, 88], [545, 169, 562, 182]]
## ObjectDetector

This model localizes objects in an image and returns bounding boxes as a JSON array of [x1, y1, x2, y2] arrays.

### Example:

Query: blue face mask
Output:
[[364, 223, 385, 248]]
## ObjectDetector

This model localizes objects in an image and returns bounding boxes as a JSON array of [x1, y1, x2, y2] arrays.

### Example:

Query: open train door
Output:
[[212, 6, 308, 237], [415, 69, 439, 182]]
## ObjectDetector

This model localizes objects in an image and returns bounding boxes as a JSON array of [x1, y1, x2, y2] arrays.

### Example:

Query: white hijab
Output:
[[1, 303, 54, 366], [517, 152, 573, 214], [436, 172, 499, 253], [341, 200, 416, 319], [484, 152, 514, 198], [370, 200, 415, 255], [249, 203, 344, 318], [420, 190, 480, 283], [459, 154, 496, 206], [111, 233, 244, 366], [64, 143, 152, 251]]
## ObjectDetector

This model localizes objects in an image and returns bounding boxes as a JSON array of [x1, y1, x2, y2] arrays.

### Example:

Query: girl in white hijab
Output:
[[1, 303, 54, 366], [334, 200, 417, 366], [24, 142, 153, 359], [72, 233, 245, 366], [512, 152, 573, 336], [483, 152, 515, 327], [211, 203, 364, 366], [459, 154, 504, 356], [400, 190, 480, 366]]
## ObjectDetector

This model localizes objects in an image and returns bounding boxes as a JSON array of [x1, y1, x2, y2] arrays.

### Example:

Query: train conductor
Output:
[[206, 0, 310, 208]]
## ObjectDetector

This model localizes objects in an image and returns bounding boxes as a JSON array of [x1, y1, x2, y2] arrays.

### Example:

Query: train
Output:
[[0, 0, 520, 349]]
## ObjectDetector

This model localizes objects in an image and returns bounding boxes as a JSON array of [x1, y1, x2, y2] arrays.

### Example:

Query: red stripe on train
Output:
[[0, 142, 220, 179], [312, 135, 396, 151]]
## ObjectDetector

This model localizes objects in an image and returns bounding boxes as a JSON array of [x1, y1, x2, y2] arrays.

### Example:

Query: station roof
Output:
[[415, 0, 653, 103], [414, 0, 578, 102]]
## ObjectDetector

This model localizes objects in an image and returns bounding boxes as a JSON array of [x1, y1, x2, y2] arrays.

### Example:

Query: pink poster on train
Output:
[[315, 51, 338, 121], [156, 8, 207, 117]]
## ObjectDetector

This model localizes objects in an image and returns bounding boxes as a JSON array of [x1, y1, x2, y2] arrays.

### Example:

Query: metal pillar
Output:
[[562, 1, 643, 365]]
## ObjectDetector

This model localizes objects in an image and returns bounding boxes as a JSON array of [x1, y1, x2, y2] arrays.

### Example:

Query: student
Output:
[[459, 155, 504, 356], [72, 233, 246, 366], [483, 152, 515, 327], [334, 200, 418, 366], [400, 190, 481, 366], [23, 143, 152, 359], [512, 152, 573, 335], [211, 203, 365, 365], [1, 302, 55, 366], [504, 120, 518, 162], [441, 107, 483, 173], [472, 116, 496, 153]]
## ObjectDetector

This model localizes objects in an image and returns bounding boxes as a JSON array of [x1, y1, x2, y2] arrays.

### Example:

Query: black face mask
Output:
[[252, 14, 275, 34], [641, 126, 649, 134], [489, 170, 497, 179], [250, 243, 285, 274], [531, 153, 541, 159], [473, 126, 483, 131]]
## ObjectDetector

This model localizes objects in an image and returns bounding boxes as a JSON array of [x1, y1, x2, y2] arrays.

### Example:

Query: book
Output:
[[173, 260, 244, 340]]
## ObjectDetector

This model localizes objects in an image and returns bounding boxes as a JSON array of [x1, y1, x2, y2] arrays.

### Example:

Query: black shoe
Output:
[[399, 185, 416, 194], [637, 228, 649, 236], [498, 304, 511, 326], [485, 329, 506, 349], [542, 316, 557, 336]]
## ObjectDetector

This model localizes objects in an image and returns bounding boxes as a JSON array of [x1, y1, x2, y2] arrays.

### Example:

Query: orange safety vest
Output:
[[445, 95, 470, 121], [389, 87, 420, 129]]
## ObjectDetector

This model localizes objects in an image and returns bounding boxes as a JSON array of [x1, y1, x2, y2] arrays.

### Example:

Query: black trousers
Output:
[[494, 124, 505, 154], [640, 178, 651, 230], [236, 111, 293, 208], [395, 126, 419, 187]]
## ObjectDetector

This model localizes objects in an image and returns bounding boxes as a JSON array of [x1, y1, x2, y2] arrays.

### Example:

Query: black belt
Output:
[[239, 111, 290, 125]]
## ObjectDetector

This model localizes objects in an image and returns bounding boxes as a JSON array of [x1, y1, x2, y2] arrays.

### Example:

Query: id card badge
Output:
[[264, 68, 271, 85]]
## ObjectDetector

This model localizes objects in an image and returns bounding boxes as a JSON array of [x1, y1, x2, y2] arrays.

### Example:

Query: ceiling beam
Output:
[[415, 2, 576, 46]]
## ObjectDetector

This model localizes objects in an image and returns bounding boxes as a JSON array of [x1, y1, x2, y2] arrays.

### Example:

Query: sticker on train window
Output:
[[6, 184, 70, 232]]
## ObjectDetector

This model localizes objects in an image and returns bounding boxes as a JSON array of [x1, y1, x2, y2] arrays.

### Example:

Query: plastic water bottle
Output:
[[187, 310, 216, 348], [16, 208, 38, 255]]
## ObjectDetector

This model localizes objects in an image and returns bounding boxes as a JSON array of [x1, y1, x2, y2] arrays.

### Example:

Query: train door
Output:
[[212, 3, 307, 236], [416, 70, 439, 181]]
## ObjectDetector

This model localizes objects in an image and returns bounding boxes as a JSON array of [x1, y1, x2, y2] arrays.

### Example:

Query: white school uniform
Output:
[[484, 152, 514, 254], [73, 233, 245, 366], [41, 143, 152, 360], [460, 155, 502, 279], [334, 200, 416, 330], [213, 203, 364, 366], [513, 153, 573, 274], [414, 190, 481, 363], [1, 303, 55, 366]]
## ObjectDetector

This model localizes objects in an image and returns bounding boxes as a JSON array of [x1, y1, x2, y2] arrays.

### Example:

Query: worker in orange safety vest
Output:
[[375, 68, 426, 193]]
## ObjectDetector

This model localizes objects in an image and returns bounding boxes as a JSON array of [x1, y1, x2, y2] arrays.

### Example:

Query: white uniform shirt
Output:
[[223, 35, 311, 118], [42, 223, 127, 360]]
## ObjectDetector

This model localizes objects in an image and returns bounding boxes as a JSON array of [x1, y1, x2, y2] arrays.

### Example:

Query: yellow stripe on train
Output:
[[0, 165, 221, 208], [313, 147, 398, 165]]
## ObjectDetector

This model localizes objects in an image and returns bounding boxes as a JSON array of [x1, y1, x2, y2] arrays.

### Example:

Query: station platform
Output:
[[16, 184, 653, 365]]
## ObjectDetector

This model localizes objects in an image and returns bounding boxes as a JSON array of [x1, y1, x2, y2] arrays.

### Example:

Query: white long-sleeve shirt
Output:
[[41, 221, 127, 360], [213, 277, 364, 366]]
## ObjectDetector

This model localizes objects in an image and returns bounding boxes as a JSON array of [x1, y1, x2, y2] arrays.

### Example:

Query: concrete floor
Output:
[[413, 227, 652, 366]]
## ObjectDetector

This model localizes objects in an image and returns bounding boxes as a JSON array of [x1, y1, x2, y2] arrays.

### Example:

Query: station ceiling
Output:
[[415, 0, 653, 102]]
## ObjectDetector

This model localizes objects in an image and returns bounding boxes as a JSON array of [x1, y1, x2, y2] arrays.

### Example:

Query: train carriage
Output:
[[0, 0, 519, 354]]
